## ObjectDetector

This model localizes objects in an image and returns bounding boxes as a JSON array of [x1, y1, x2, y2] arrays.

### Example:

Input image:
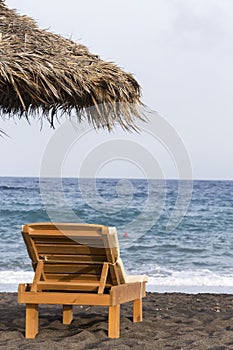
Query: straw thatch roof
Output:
[[0, 2, 143, 131]]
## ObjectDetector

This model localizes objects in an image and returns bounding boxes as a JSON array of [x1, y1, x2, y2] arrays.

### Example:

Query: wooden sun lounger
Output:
[[18, 223, 148, 339]]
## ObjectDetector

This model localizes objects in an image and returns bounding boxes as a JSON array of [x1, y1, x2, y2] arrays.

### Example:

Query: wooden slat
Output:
[[33, 236, 105, 248], [38, 254, 106, 263], [33, 237, 79, 245], [102, 227, 120, 285], [36, 281, 101, 291], [25, 223, 104, 234], [31, 261, 45, 292], [18, 284, 111, 305], [44, 273, 102, 281], [98, 263, 109, 294], [37, 286, 99, 292], [38, 281, 112, 290], [29, 229, 102, 237], [44, 264, 102, 275], [22, 232, 39, 265], [36, 244, 105, 255], [68, 237, 105, 248]]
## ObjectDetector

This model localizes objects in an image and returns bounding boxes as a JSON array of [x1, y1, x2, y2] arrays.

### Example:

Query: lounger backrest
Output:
[[21, 223, 126, 289]]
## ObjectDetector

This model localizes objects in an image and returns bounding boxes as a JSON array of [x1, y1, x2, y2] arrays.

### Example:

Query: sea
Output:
[[0, 176, 233, 294]]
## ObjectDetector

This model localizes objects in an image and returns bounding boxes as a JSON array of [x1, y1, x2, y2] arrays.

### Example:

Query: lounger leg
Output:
[[25, 304, 38, 339], [63, 305, 73, 325], [133, 299, 142, 322], [108, 305, 120, 338]]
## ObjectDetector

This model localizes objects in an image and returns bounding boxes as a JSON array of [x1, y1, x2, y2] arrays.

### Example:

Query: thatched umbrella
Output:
[[0, 1, 144, 131]]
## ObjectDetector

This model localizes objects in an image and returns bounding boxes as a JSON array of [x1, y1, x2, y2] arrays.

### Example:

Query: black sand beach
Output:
[[0, 292, 233, 349]]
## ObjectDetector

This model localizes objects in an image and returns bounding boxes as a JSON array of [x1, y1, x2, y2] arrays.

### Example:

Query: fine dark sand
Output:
[[0, 292, 233, 349]]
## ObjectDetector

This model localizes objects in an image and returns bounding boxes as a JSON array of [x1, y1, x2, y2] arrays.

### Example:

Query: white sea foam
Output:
[[147, 269, 233, 294], [1, 269, 233, 294], [0, 271, 33, 292]]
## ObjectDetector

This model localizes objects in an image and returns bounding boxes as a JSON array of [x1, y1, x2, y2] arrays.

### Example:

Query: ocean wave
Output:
[[0, 270, 33, 292], [148, 269, 233, 287], [0, 185, 38, 191], [147, 271, 233, 293], [1, 268, 233, 293], [0, 208, 46, 215]]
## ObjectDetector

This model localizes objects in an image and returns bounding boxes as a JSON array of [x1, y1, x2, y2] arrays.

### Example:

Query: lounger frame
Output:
[[18, 223, 147, 338]]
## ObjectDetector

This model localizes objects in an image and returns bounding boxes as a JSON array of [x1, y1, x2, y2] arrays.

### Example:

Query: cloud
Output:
[[166, 0, 233, 51]]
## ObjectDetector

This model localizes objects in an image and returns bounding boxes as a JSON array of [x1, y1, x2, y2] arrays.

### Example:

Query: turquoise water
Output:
[[0, 177, 233, 293]]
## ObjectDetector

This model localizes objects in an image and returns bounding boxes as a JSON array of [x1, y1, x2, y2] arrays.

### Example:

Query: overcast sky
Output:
[[1, 0, 233, 179]]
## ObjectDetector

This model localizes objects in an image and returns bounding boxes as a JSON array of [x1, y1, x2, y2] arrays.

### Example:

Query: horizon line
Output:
[[0, 175, 232, 182]]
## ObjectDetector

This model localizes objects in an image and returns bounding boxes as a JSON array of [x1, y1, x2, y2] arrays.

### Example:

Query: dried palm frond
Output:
[[0, 3, 144, 131]]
